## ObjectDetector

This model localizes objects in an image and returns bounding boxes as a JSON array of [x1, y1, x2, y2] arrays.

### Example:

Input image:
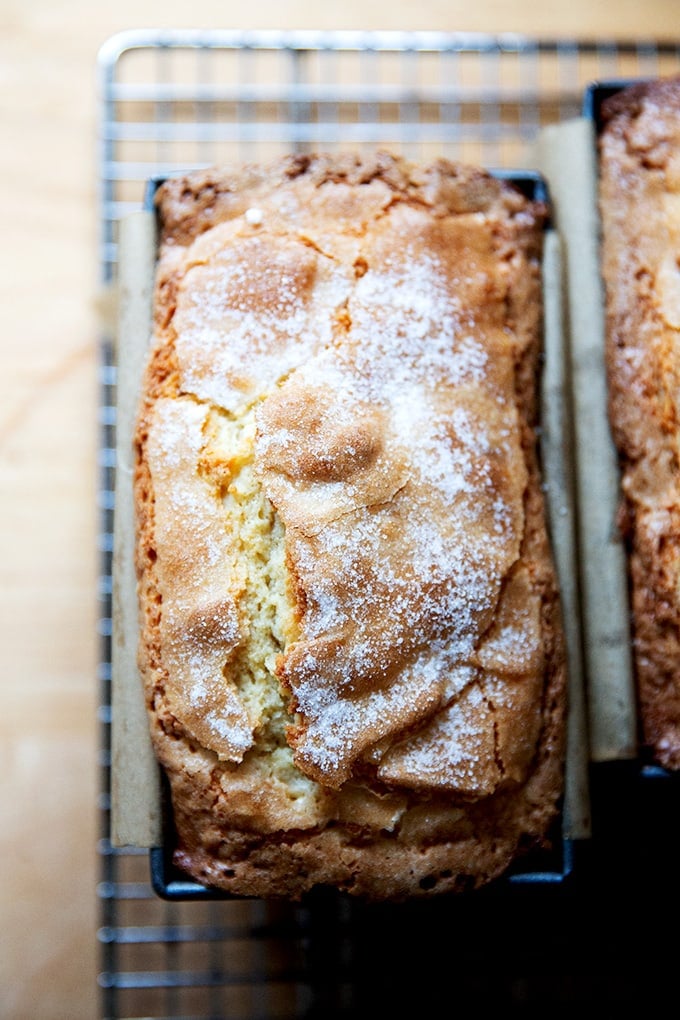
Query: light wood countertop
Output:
[[1, 2, 678, 1017]]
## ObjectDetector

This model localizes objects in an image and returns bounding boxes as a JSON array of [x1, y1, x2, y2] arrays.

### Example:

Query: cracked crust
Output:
[[134, 152, 566, 899], [600, 79, 680, 770]]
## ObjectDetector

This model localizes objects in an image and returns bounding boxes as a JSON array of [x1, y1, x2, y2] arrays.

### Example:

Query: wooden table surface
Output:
[[1, 1, 678, 1017]]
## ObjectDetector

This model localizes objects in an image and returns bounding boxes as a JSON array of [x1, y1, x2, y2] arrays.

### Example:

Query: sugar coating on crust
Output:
[[599, 79, 680, 771], [134, 151, 566, 899]]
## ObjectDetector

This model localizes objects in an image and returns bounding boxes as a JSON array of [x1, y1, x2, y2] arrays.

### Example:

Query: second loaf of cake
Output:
[[134, 152, 567, 899], [599, 79, 680, 771]]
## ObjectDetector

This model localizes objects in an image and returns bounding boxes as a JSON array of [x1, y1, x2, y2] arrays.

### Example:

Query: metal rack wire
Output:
[[97, 30, 680, 1019]]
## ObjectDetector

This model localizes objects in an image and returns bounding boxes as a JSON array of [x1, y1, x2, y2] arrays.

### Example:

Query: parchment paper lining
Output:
[[111, 210, 163, 847], [535, 119, 637, 765]]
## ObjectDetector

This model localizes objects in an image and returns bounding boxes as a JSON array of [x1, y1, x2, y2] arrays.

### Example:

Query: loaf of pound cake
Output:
[[599, 78, 680, 771], [134, 151, 567, 899]]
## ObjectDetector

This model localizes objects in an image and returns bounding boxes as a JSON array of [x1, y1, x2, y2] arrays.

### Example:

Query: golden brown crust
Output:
[[135, 152, 566, 899], [600, 78, 680, 770]]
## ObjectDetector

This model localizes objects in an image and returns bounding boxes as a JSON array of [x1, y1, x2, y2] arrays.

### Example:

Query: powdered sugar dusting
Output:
[[376, 684, 501, 796], [264, 230, 529, 785], [245, 207, 264, 226], [293, 650, 446, 780], [174, 234, 352, 413]]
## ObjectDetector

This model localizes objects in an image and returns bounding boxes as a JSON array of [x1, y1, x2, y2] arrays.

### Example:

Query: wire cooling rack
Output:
[[97, 30, 680, 1019]]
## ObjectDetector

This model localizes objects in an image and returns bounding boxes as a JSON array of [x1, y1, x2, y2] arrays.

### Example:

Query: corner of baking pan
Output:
[[150, 846, 237, 901], [493, 168, 550, 205], [143, 175, 168, 216], [582, 78, 648, 133], [149, 773, 239, 901]]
